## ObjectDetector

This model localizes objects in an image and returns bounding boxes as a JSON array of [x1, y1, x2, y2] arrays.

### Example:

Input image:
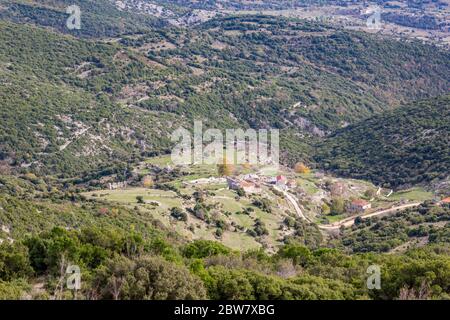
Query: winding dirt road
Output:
[[280, 190, 311, 222], [277, 185, 421, 231], [318, 202, 422, 230], [277, 187, 311, 222]]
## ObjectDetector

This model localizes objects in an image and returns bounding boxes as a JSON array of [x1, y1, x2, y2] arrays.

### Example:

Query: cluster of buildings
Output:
[[227, 174, 297, 195], [108, 181, 128, 190], [271, 175, 297, 190]]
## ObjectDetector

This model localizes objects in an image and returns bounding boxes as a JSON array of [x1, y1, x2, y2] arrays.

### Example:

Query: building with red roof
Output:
[[347, 199, 371, 213]]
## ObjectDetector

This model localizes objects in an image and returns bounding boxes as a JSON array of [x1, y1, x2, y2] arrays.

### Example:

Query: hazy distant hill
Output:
[[0, 0, 168, 37]]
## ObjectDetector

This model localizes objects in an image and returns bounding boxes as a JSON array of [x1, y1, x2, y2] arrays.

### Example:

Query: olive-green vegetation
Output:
[[315, 95, 450, 189], [1, 221, 449, 300], [0, 19, 179, 176], [0, 177, 449, 300], [334, 202, 450, 254], [0, 6, 449, 179], [0, 0, 167, 38], [0, 0, 450, 301], [1, 170, 450, 300]]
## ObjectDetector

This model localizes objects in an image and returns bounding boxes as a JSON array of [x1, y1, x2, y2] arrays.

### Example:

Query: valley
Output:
[[0, 0, 448, 301], [78, 154, 439, 253]]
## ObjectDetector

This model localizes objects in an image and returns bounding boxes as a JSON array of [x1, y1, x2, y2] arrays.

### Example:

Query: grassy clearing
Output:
[[145, 155, 173, 167], [390, 188, 433, 202], [83, 185, 284, 251], [201, 183, 228, 191], [83, 188, 182, 209], [325, 214, 346, 223], [213, 197, 242, 212], [231, 212, 254, 228], [214, 189, 237, 198], [221, 232, 261, 251]]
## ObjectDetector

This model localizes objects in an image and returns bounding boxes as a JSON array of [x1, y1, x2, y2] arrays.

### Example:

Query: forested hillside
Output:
[[315, 95, 450, 189], [0, 0, 167, 37], [0, 5, 449, 178], [0, 20, 182, 176], [0, 188, 449, 300], [0, 0, 449, 301]]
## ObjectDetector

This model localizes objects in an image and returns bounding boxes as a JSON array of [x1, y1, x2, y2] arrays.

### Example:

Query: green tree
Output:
[[0, 243, 33, 281], [136, 196, 144, 204], [321, 203, 331, 215], [205, 266, 255, 300], [0, 280, 30, 299], [330, 198, 345, 215], [93, 256, 207, 300], [170, 207, 188, 222], [277, 244, 312, 267], [182, 240, 231, 259]]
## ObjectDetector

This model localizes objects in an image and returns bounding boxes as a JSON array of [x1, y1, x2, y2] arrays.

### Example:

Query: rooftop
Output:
[[240, 181, 255, 188], [352, 199, 370, 206]]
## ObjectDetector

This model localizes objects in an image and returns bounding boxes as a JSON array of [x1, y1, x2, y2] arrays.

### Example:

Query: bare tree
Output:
[[398, 281, 430, 300]]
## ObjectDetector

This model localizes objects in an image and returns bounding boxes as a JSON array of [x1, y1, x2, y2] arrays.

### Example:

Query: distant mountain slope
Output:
[[315, 95, 450, 189], [0, 21, 182, 176], [0, 6, 449, 178]]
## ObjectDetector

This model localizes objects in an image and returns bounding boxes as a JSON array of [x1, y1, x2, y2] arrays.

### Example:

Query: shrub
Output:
[[136, 196, 144, 204], [170, 207, 188, 222], [182, 240, 231, 259]]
